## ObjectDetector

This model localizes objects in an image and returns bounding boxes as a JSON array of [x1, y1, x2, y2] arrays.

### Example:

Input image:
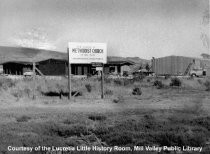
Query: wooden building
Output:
[[2, 61, 33, 75], [104, 60, 134, 75], [151, 56, 203, 76], [1, 57, 134, 76], [38, 59, 67, 76], [37, 58, 134, 76], [37, 59, 94, 76]]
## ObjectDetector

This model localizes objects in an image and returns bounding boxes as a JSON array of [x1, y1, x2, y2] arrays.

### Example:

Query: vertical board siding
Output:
[[104, 67, 109, 74], [84, 66, 88, 75], [153, 56, 197, 75], [77, 66, 82, 75], [206, 68, 210, 77]]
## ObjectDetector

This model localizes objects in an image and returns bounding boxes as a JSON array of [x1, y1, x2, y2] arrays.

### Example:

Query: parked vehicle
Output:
[[23, 71, 34, 77], [190, 68, 206, 77]]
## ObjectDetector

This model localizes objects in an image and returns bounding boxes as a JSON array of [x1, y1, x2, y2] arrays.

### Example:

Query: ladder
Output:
[[184, 63, 193, 76]]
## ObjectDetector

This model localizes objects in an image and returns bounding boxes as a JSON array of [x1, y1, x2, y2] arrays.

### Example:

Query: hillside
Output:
[[0, 46, 66, 63], [0, 46, 149, 65], [107, 56, 149, 65], [126, 57, 150, 64]]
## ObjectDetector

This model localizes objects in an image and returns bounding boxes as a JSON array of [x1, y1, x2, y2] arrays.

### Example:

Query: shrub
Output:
[[0, 78, 16, 90], [114, 79, 123, 86], [16, 115, 31, 122], [50, 123, 89, 137], [153, 80, 164, 89], [123, 79, 129, 86], [36, 85, 42, 93], [113, 96, 124, 103], [24, 88, 31, 97], [204, 80, 210, 91], [170, 77, 181, 87], [94, 125, 109, 136], [114, 79, 133, 86], [164, 75, 171, 79], [4, 78, 16, 88], [132, 87, 142, 95], [132, 74, 145, 82], [23, 77, 33, 82], [105, 132, 134, 146], [197, 79, 203, 85], [11, 89, 23, 98], [194, 117, 210, 130], [105, 89, 113, 95], [123, 71, 129, 77], [104, 78, 112, 84], [85, 84, 92, 92], [88, 114, 107, 121], [113, 98, 120, 103], [87, 73, 92, 78], [155, 132, 188, 146]]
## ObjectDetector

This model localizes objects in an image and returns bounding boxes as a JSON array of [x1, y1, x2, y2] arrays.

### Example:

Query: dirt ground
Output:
[[0, 77, 210, 154]]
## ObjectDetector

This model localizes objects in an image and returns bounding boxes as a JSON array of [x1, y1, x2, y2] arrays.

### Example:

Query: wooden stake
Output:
[[101, 64, 104, 99], [32, 62, 36, 100], [68, 48, 71, 100]]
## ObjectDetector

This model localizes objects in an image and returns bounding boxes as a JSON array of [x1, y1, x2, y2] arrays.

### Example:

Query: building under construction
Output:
[[1, 58, 134, 76], [152, 55, 210, 76]]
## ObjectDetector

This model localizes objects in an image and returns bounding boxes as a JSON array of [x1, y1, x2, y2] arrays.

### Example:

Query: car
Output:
[[23, 71, 34, 77], [190, 68, 206, 77]]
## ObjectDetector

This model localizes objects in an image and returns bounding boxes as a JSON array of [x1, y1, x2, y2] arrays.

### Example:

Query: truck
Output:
[[189, 68, 206, 77]]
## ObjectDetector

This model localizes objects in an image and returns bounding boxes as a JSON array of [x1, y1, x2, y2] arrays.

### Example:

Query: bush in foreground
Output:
[[0, 77, 16, 90], [204, 80, 210, 91], [88, 114, 107, 121], [113, 96, 124, 103], [114, 79, 123, 86], [153, 80, 164, 89], [132, 87, 142, 95], [104, 89, 113, 95], [16, 115, 31, 122], [170, 77, 181, 87], [85, 84, 92, 92]]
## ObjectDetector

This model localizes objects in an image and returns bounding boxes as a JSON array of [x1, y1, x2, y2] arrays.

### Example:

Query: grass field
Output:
[[0, 76, 210, 154]]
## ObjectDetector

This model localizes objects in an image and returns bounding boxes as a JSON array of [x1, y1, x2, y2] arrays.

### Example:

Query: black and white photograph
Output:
[[0, 0, 210, 153]]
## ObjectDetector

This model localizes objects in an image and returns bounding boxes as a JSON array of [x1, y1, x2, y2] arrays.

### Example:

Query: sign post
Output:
[[68, 42, 107, 99], [32, 62, 36, 100], [68, 48, 71, 100], [101, 64, 104, 99]]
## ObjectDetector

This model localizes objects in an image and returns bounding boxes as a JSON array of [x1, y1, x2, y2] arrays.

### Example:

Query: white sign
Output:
[[68, 42, 107, 64], [96, 67, 103, 71]]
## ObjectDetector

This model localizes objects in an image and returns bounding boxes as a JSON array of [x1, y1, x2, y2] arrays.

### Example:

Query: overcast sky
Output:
[[0, 0, 209, 59]]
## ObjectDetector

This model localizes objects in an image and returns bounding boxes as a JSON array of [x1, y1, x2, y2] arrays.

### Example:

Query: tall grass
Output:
[[204, 80, 210, 91], [0, 77, 16, 90], [1, 76, 209, 100]]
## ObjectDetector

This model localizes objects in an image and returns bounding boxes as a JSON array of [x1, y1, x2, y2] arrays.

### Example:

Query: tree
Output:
[[145, 63, 150, 72]]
